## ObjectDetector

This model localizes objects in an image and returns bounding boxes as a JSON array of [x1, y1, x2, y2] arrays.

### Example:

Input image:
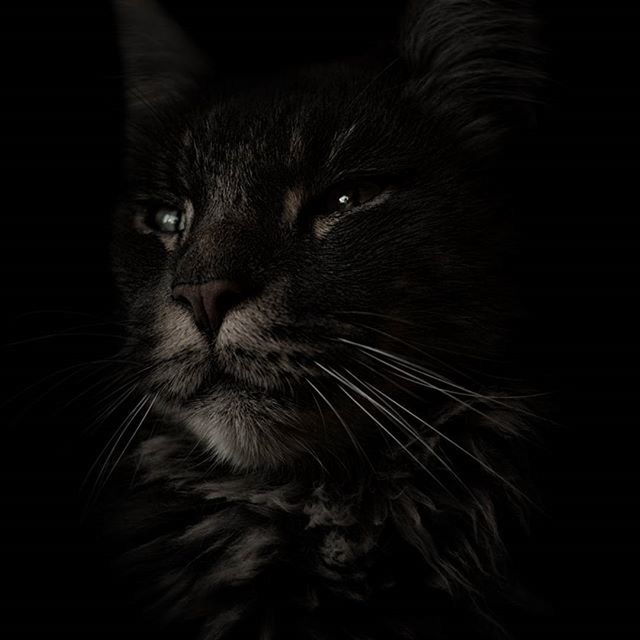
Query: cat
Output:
[[104, 0, 544, 638]]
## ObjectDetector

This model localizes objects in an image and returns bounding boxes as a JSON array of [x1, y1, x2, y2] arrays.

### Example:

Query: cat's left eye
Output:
[[148, 207, 186, 233], [321, 179, 384, 216]]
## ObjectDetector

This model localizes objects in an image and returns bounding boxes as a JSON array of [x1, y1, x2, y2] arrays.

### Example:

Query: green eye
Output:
[[150, 207, 185, 233]]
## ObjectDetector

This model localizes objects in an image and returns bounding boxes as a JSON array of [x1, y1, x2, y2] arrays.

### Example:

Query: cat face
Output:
[[112, 1, 539, 470]]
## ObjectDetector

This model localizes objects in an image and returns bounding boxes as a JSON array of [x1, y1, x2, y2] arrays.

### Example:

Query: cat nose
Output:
[[171, 279, 250, 335]]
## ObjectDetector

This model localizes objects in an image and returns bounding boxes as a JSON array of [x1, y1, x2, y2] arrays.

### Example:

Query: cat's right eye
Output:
[[319, 179, 386, 218], [146, 207, 186, 234]]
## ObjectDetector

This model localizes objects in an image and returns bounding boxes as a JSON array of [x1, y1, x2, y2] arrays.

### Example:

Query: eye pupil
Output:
[[338, 193, 351, 206]]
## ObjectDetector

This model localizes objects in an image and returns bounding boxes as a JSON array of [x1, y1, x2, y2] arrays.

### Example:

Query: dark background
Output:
[[1, 1, 639, 638]]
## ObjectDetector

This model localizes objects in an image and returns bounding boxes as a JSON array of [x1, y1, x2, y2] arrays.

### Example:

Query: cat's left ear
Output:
[[398, 0, 544, 157], [113, 0, 210, 117]]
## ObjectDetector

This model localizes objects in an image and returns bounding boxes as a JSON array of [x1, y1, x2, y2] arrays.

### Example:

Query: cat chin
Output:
[[160, 384, 315, 471]]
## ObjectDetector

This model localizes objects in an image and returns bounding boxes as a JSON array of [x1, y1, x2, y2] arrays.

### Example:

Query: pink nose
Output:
[[171, 279, 249, 334]]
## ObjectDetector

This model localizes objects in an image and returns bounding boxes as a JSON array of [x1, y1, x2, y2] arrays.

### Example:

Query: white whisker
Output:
[[364, 350, 530, 433], [315, 362, 455, 497], [340, 367, 482, 506], [347, 375, 536, 508], [341, 338, 536, 429], [306, 378, 373, 472], [98, 393, 158, 495], [340, 318, 474, 381], [338, 336, 533, 405], [84, 393, 151, 497]]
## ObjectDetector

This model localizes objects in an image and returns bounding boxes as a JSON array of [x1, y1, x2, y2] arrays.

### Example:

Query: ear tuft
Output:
[[113, 0, 209, 116], [399, 0, 544, 154]]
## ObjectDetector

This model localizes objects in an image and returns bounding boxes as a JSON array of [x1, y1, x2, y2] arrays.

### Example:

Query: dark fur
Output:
[[106, 1, 542, 637]]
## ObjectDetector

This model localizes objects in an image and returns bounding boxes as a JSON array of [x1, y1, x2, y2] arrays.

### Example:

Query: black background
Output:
[[1, 1, 639, 638]]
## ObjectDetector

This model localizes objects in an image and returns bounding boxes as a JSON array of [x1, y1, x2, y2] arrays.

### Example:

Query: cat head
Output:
[[111, 0, 540, 471]]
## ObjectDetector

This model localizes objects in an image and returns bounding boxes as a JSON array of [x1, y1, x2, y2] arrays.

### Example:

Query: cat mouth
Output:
[[207, 370, 295, 398], [142, 335, 326, 407], [148, 356, 304, 407]]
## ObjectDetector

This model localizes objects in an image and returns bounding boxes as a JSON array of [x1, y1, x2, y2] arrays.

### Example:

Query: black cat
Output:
[[106, 1, 543, 637]]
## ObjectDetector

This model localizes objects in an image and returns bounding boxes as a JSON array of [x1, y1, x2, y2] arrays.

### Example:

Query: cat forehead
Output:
[[134, 67, 417, 198], [189, 66, 399, 153], [176, 94, 405, 186]]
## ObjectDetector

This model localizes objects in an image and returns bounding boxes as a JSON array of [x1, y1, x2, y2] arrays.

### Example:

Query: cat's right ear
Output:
[[113, 0, 210, 117]]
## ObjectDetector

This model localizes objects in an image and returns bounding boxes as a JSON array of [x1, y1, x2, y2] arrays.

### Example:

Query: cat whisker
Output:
[[336, 336, 482, 396], [181, 434, 212, 471], [2, 358, 117, 412], [291, 431, 330, 476], [339, 366, 483, 508], [371, 347, 543, 403], [337, 336, 540, 418], [85, 370, 152, 435], [309, 382, 329, 440], [348, 368, 538, 510], [84, 393, 152, 502], [128, 417, 161, 489], [361, 348, 537, 431], [56, 362, 150, 419], [316, 362, 454, 497], [327, 343, 538, 506], [11, 309, 111, 321], [4, 360, 131, 432], [90, 361, 158, 408], [337, 318, 476, 382], [97, 393, 158, 499], [11, 316, 139, 334], [4, 331, 135, 349], [333, 312, 510, 362], [305, 379, 356, 475], [354, 356, 426, 403], [333, 310, 421, 326], [306, 378, 373, 473], [319, 363, 463, 498]]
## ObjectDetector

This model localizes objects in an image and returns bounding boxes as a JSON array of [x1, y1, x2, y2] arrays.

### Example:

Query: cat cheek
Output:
[[156, 234, 181, 253], [312, 214, 341, 240]]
